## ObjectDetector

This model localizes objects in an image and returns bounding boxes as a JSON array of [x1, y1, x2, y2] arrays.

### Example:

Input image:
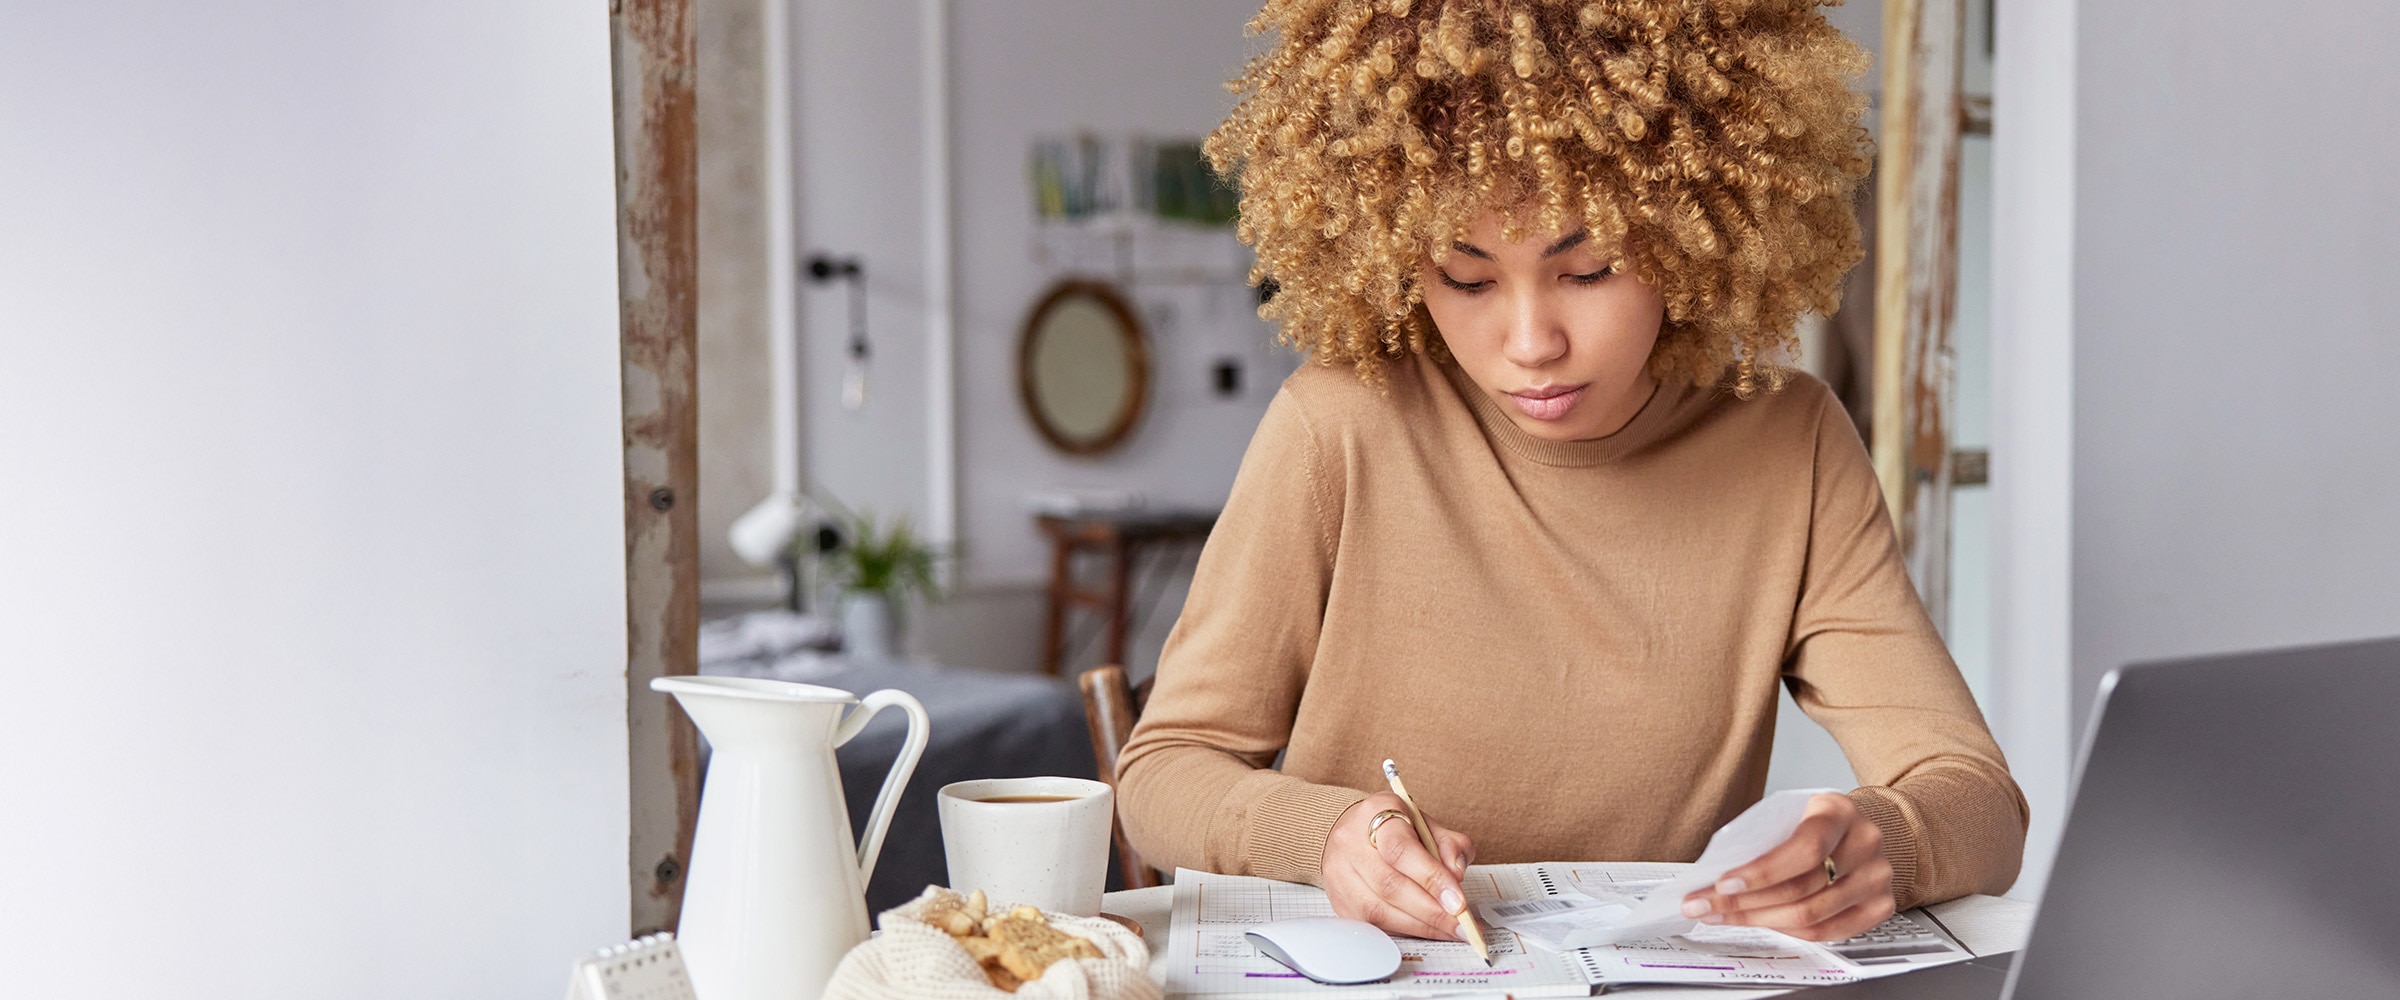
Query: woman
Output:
[[1114, 0, 2026, 945]]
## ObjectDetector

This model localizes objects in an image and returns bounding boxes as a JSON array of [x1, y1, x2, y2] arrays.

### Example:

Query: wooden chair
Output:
[[1038, 511, 1215, 675], [1077, 664, 1163, 889]]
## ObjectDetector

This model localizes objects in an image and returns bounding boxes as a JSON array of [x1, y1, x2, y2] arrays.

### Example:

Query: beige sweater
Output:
[[1115, 354, 2027, 909]]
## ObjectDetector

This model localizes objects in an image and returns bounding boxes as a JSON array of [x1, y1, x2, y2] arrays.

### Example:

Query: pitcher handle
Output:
[[831, 688, 930, 886]]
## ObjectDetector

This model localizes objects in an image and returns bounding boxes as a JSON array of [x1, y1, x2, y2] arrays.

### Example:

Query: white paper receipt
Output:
[[1477, 788, 1839, 948], [1477, 894, 1638, 951]]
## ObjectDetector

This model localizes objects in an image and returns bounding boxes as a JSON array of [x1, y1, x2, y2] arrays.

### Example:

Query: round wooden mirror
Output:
[[1018, 280, 1149, 456]]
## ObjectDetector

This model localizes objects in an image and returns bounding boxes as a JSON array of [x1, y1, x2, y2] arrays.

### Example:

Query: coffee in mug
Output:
[[937, 777, 1114, 917]]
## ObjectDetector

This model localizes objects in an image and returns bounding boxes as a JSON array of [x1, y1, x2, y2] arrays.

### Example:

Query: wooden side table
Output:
[[1036, 509, 1218, 675]]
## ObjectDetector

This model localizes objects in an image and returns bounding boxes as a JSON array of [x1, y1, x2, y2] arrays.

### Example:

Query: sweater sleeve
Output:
[[1113, 384, 1369, 884], [1785, 389, 2030, 908]]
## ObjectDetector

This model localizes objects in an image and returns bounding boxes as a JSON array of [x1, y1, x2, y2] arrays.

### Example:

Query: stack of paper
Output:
[[1159, 791, 1978, 996]]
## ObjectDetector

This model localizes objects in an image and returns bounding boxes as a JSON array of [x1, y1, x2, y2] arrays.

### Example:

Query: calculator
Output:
[[1826, 911, 1969, 965]]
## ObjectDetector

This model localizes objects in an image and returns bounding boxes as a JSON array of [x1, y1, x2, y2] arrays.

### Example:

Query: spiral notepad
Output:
[[565, 932, 697, 1000]]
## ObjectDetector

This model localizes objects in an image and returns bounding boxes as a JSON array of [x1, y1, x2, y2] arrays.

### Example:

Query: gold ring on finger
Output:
[[1366, 809, 1410, 850], [1824, 857, 1840, 886]]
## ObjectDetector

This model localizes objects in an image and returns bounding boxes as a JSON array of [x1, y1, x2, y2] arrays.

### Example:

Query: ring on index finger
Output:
[[1366, 809, 1411, 851], [1824, 857, 1839, 886]]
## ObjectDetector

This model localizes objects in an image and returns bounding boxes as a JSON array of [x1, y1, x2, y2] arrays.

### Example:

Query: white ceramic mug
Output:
[[938, 776, 1114, 917]]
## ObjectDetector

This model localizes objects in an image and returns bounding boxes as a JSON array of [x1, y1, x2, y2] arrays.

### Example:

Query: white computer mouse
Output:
[[1244, 916, 1404, 985]]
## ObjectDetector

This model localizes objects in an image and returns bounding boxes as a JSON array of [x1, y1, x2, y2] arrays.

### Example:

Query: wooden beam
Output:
[[610, 0, 703, 937], [1872, 0, 1968, 632]]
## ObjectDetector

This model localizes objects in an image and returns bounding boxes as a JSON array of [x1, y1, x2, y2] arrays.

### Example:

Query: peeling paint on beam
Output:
[[611, 0, 702, 937], [1872, 0, 1968, 634]]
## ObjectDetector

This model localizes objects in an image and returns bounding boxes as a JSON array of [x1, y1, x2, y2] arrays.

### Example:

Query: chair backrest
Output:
[[1077, 665, 1161, 889]]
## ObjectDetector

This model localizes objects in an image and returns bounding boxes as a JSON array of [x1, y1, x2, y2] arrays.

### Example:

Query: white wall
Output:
[[777, 1, 1286, 675], [790, 0, 934, 529], [2069, 0, 2400, 729], [1995, 0, 2400, 901], [698, 0, 782, 597], [950, 0, 1288, 588], [786, 0, 1280, 591], [0, 3, 629, 996], [1991, 0, 2080, 900]]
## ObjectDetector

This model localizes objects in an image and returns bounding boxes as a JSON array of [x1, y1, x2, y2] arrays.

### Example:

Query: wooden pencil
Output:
[[1381, 758, 1492, 965]]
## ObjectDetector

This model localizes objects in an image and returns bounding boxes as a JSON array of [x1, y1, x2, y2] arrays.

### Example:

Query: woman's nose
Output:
[[1500, 291, 1569, 369]]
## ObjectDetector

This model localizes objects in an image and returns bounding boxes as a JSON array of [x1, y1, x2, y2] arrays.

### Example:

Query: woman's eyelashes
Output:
[[1434, 266, 1613, 293], [1435, 268, 1490, 293]]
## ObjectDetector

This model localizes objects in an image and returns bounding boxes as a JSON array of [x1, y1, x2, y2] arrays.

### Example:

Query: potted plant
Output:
[[814, 508, 939, 661]]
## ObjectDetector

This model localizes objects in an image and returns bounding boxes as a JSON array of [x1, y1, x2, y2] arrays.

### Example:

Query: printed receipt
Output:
[[1478, 788, 1839, 949]]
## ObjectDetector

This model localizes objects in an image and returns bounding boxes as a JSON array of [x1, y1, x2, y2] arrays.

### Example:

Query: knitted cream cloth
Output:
[[822, 887, 1163, 1000]]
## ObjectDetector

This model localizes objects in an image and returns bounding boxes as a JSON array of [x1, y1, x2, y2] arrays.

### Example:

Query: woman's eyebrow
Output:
[[1448, 229, 1591, 262], [1542, 229, 1591, 258]]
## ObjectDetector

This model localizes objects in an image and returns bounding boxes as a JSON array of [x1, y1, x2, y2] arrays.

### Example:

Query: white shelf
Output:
[[1030, 215, 1252, 287]]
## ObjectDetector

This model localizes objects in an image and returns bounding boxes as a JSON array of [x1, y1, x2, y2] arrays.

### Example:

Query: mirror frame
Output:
[[1017, 279, 1150, 457]]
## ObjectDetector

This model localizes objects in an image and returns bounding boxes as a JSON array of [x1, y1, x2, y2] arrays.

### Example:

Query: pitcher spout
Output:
[[651, 675, 856, 748]]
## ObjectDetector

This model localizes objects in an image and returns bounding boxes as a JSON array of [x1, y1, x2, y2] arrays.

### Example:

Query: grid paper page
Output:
[[1163, 868, 1593, 999]]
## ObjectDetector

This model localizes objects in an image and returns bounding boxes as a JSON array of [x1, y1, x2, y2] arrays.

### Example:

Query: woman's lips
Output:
[[1507, 383, 1589, 421]]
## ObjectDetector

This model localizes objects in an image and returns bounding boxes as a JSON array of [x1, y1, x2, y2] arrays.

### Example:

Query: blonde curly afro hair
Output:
[[1208, 0, 1873, 392]]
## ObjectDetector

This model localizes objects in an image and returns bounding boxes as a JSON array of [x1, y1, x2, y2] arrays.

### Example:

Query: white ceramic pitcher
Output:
[[652, 676, 930, 1000]]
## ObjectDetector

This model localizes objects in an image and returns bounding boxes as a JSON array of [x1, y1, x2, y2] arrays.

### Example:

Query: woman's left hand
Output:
[[1678, 792, 1895, 942]]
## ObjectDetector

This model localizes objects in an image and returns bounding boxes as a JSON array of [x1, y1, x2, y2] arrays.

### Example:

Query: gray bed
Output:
[[697, 616, 1101, 912]]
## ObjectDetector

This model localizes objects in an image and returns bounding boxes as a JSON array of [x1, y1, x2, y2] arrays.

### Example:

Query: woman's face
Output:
[[1419, 213, 1666, 442]]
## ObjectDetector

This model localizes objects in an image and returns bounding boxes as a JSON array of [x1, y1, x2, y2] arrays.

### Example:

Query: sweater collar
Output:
[[1436, 355, 1688, 467]]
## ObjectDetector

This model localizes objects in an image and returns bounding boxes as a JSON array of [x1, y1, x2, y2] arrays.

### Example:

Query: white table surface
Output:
[[1101, 883, 2033, 998]]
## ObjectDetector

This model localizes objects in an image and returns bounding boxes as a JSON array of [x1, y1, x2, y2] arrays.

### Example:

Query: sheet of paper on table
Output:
[[1165, 864, 1972, 997], [1163, 867, 1593, 999]]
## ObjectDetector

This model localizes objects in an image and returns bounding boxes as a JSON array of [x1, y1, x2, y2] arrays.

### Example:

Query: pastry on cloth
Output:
[[912, 889, 1104, 992], [979, 904, 1105, 985], [823, 886, 1158, 1000]]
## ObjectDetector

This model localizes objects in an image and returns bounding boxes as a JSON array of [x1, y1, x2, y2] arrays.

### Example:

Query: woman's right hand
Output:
[[1321, 793, 1477, 941]]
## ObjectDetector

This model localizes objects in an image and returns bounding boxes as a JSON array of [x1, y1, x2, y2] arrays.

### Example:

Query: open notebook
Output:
[[1163, 864, 1973, 998]]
